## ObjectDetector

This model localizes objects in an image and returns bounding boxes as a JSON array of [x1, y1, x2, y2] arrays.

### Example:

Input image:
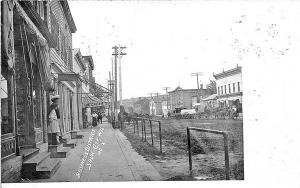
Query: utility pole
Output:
[[112, 45, 126, 124], [107, 77, 110, 116], [118, 45, 127, 106], [148, 93, 154, 115], [191, 72, 203, 103], [112, 46, 118, 123], [162, 87, 170, 111], [110, 58, 115, 121]]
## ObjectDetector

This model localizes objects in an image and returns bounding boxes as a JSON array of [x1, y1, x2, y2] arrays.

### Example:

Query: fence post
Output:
[[187, 127, 192, 176], [136, 120, 139, 136], [159, 121, 162, 154], [141, 120, 144, 140], [144, 119, 147, 142], [223, 133, 230, 180], [150, 120, 154, 146], [133, 120, 135, 134]]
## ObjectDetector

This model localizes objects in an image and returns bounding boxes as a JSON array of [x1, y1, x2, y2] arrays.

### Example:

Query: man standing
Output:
[[97, 112, 103, 124], [48, 95, 61, 144]]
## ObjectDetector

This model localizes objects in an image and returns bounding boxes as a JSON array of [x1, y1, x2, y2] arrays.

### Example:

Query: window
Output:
[[228, 84, 231, 93], [224, 85, 227, 94], [221, 86, 223, 95], [237, 82, 240, 92], [39, 2, 44, 20], [233, 83, 235, 93], [1, 73, 13, 135], [218, 86, 220, 95]]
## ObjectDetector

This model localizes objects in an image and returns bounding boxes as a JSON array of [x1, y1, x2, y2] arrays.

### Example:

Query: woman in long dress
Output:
[[48, 96, 61, 144]]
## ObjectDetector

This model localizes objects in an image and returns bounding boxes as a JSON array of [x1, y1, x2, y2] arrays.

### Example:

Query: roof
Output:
[[169, 87, 208, 93], [82, 56, 95, 70], [213, 65, 242, 80], [59, 0, 77, 33], [202, 94, 218, 101]]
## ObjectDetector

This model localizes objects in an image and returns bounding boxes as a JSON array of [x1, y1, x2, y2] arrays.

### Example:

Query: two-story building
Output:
[[168, 86, 212, 112], [49, 0, 79, 138], [213, 65, 243, 113], [1, 0, 58, 182]]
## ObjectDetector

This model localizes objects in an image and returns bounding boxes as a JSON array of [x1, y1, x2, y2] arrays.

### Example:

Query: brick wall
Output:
[[49, 1, 72, 69], [1, 156, 23, 183]]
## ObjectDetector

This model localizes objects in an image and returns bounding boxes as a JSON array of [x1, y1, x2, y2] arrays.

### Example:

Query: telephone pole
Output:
[[112, 45, 126, 123], [149, 93, 155, 115], [118, 45, 127, 106], [162, 87, 170, 110], [191, 72, 203, 103]]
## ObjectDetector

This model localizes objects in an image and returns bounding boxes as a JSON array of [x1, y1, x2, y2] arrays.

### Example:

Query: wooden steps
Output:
[[36, 158, 61, 179], [63, 139, 78, 148], [22, 151, 61, 179], [20, 148, 40, 161], [21, 132, 77, 180], [49, 143, 71, 158]]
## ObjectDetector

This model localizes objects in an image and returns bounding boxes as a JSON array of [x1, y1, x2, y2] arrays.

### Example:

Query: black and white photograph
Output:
[[1, 0, 300, 187]]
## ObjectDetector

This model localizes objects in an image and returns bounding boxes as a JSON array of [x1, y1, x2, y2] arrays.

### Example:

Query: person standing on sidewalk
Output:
[[92, 112, 98, 127], [97, 112, 103, 124], [48, 95, 61, 144]]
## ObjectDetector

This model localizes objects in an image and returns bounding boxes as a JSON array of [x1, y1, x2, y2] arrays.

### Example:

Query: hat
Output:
[[51, 95, 60, 102]]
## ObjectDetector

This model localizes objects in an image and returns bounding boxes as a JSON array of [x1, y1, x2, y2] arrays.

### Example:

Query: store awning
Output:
[[82, 93, 103, 108]]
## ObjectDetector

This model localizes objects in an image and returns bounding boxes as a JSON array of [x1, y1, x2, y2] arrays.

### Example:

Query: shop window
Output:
[[1, 73, 13, 135]]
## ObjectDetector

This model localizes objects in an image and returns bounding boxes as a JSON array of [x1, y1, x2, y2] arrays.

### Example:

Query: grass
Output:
[[121, 119, 244, 180]]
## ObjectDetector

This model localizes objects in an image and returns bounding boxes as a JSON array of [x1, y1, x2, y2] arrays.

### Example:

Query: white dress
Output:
[[48, 109, 60, 133]]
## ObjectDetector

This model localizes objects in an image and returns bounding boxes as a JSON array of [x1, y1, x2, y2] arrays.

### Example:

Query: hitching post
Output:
[[144, 119, 147, 142], [223, 133, 230, 180], [133, 120, 135, 134], [186, 127, 230, 180], [150, 120, 154, 146], [136, 120, 139, 136], [141, 120, 144, 140], [159, 121, 162, 154], [187, 127, 192, 176]]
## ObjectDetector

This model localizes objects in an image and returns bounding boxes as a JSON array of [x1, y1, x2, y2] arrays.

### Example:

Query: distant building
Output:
[[213, 65, 243, 112], [133, 98, 150, 115], [149, 94, 167, 116], [168, 86, 212, 112]]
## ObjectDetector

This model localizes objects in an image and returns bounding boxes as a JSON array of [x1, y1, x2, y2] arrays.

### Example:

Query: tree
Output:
[[206, 80, 217, 94]]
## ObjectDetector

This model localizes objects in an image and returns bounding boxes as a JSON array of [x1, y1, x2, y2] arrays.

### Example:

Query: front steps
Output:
[[48, 143, 71, 158], [21, 131, 81, 180], [21, 151, 61, 179]]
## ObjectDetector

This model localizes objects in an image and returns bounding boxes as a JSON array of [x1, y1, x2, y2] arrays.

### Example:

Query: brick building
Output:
[[1, 0, 57, 182], [168, 86, 212, 112], [49, 0, 80, 138]]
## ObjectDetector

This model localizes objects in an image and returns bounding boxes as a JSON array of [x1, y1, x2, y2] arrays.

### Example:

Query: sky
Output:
[[69, 0, 298, 99]]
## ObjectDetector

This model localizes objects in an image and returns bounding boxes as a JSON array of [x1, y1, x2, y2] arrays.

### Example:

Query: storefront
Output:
[[1, 1, 55, 182], [81, 93, 103, 128]]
